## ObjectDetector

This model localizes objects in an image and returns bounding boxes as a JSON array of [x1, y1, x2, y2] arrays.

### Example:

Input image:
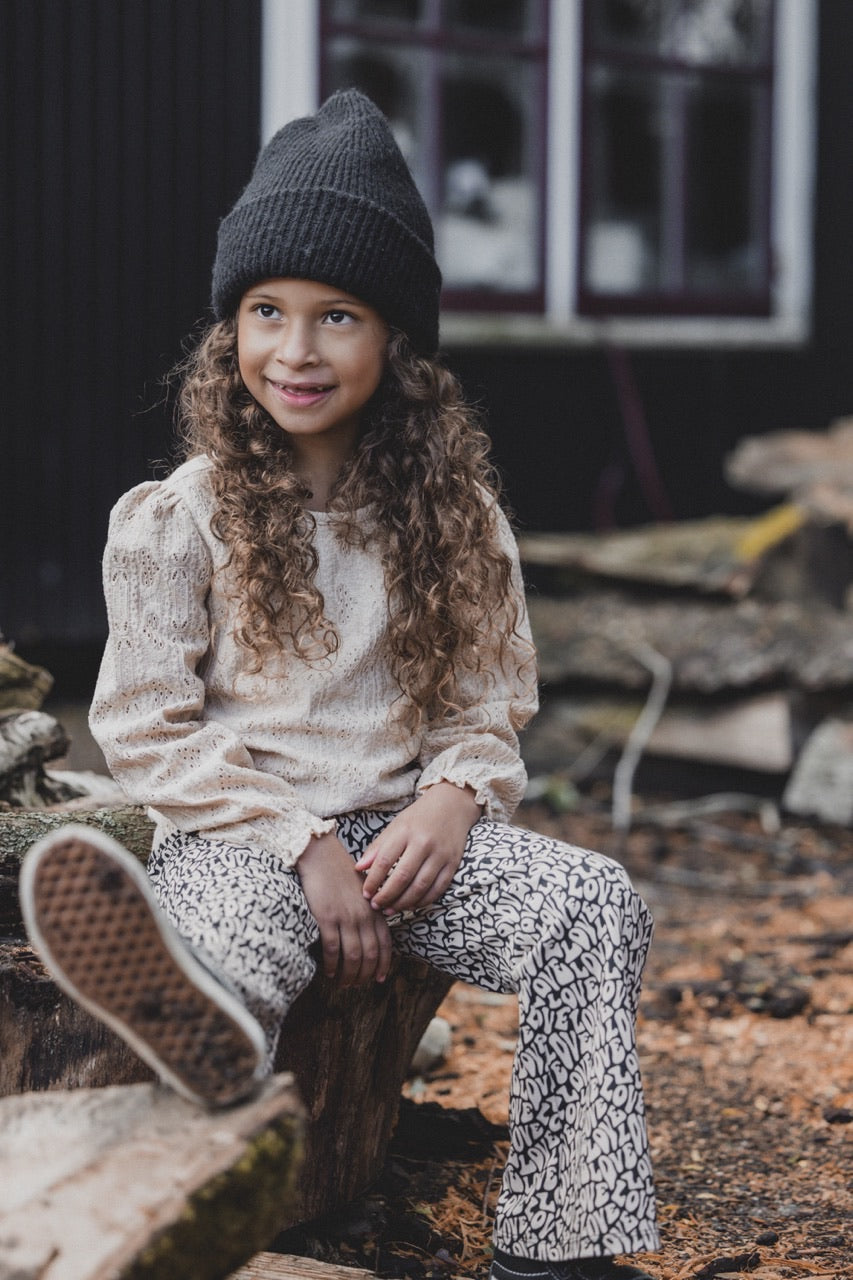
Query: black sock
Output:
[[493, 1251, 617, 1278], [493, 1250, 553, 1275]]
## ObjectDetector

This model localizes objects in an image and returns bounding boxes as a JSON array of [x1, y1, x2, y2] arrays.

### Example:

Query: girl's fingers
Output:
[[354, 846, 377, 871], [374, 915, 393, 983], [372, 858, 445, 913], [320, 924, 342, 980], [337, 915, 393, 986], [360, 836, 408, 898], [366, 851, 419, 907]]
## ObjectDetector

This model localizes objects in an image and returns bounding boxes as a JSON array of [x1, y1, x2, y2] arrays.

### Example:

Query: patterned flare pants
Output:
[[148, 811, 659, 1261]]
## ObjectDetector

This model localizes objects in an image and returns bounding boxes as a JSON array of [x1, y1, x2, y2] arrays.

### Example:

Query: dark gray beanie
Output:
[[211, 89, 442, 354]]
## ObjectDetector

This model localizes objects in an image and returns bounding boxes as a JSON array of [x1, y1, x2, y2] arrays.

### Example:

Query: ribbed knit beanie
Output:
[[212, 89, 442, 354]]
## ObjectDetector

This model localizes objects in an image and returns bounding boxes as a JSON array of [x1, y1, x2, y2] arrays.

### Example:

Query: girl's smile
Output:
[[237, 278, 389, 465]]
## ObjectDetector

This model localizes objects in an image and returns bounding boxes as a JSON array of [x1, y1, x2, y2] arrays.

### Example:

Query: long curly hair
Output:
[[175, 317, 535, 731]]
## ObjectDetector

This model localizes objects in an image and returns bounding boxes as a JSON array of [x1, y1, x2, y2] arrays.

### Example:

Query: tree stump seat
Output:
[[0, 804, 453, 1223]]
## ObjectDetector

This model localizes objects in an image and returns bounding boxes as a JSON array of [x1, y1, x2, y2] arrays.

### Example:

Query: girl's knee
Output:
[[539, 843, 652, 943]]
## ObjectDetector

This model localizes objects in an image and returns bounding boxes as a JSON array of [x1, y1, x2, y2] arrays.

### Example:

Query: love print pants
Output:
[[147, 812, 659, 1261]]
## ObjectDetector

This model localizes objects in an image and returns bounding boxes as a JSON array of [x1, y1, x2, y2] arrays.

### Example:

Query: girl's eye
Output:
[[255, 304, 280, 319], [325, 310, 354, 325]]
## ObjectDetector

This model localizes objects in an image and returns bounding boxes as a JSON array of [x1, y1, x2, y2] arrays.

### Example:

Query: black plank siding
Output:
[[1, 0, 261, 646]]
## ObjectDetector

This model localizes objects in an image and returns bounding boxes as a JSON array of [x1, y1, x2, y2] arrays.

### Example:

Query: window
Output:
[[261, 0, 816, 344], [320, 0, 549, 312], [578, 0, 775, 316]]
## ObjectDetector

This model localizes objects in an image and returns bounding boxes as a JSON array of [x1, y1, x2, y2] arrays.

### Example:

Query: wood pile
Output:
[[0, 649, 452, 1271], [518, 419, 853, 825]]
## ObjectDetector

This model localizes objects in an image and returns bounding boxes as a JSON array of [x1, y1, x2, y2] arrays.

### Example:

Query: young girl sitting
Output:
[[21, 90, 659, 1280]]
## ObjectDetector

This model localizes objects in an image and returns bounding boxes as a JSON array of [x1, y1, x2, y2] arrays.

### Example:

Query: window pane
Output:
[[326, 0, 426, 24], [438, 53, 541, 290], [582, 69, 663, 293], [589, 0, 773, 66], [444, 0, 545, 40], [685, 79, 767, 292], [581, 61, 769, 302]]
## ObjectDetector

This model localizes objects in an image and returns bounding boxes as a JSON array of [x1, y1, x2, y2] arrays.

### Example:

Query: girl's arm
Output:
[[415, 506, 538, 819], [358, 509, 537, 913], [90, 480, 335, 868]]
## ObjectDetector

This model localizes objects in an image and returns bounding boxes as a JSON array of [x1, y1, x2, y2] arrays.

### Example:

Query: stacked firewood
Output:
[[519, 418, 853, 826]]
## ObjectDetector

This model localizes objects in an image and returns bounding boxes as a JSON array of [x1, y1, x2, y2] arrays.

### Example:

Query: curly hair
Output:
[[175, 317, 535, 730]]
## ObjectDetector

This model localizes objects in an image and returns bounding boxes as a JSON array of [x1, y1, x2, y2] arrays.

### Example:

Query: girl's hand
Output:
[[296, 832, 393, 986], [356, 782, 482, 915]]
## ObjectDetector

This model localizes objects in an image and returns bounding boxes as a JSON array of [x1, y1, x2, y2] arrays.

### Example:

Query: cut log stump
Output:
[[0, 1075, 304, 1280], [0, 803, 453, 1224]]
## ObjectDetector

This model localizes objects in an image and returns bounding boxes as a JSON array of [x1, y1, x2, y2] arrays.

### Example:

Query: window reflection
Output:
[[583, 71, 662, 293], [580, 0, 773, 311], [685, 81, 767, 291], [327, 0, 425, 24], [439, 59, 538, 290], [445, 0, 543, 38], [589, 0, 773, 66]]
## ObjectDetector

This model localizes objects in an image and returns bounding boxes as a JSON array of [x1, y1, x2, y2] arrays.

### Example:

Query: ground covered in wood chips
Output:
[[274, 794, 852, 1280]]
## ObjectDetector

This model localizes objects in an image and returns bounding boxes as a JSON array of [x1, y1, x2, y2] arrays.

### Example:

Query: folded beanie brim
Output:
[[212, 188, 441, 354]]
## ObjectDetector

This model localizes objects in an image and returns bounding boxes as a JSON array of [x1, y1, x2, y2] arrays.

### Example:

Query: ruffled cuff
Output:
[[416, 758, 525, 824]]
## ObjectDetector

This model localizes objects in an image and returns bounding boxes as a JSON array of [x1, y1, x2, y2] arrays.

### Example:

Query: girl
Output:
[[21, 91, 659, 1280]]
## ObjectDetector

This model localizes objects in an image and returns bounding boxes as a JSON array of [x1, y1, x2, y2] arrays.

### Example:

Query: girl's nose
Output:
[[275, 320, 318, 368]]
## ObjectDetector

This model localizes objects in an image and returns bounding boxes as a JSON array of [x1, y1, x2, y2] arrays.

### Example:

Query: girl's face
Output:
[[237, 278, 388, 458]]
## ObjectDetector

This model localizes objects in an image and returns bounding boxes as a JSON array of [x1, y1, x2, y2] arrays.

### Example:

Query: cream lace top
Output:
[[90, 455, 538, 867]]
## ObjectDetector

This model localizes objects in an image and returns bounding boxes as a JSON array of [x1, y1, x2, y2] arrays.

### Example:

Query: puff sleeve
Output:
[[89, 481, 335, 865], [415, 507, 538, 822]]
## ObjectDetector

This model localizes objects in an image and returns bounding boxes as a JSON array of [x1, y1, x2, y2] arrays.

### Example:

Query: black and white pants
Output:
[[148, 812, 659, 1261]]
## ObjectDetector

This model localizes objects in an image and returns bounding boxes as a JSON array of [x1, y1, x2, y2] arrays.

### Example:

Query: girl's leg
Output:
[[383, 819, 658, 1264], [147, 832, 321, 1069]]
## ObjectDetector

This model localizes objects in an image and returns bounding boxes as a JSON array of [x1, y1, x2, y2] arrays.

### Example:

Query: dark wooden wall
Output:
[[0, 0, 262, 656]]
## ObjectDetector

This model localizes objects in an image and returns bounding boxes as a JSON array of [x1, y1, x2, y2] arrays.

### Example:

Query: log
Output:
[[518, 505, 806, 598], [0, 1076, 304, 1280], [0, 644, 53, 710], [273, 954, 452, 1218], [0, 805, 156, 933], [725, 416, 853, 495], [523, 690, 796, 778], [0, 709, 86, 806], [229, 1256, 373, 1279], [0, 803, 453, 1223], [528, 590, 853, 693]]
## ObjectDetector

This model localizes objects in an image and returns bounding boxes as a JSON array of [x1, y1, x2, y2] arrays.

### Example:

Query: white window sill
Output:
[[439, 311, 812, 350]]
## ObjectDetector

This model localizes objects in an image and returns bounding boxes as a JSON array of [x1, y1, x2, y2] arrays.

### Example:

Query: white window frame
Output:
[[261, 0, 816, 348]]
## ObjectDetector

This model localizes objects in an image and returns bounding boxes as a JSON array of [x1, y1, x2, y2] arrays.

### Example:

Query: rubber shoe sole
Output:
[[19, 824, 267, 1108]]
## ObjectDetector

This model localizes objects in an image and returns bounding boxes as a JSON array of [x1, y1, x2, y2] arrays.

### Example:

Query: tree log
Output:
[[0, 1076, 304, 1280], [0, 710, 86, 806], [229, 1256, 373, 1279], [0, 644, 53, 710], [528, 590, 853, 693], [0, 803, 453, 1222]]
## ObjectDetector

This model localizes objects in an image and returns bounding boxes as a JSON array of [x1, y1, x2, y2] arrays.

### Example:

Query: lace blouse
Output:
[[90, 455, 538, 867]]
